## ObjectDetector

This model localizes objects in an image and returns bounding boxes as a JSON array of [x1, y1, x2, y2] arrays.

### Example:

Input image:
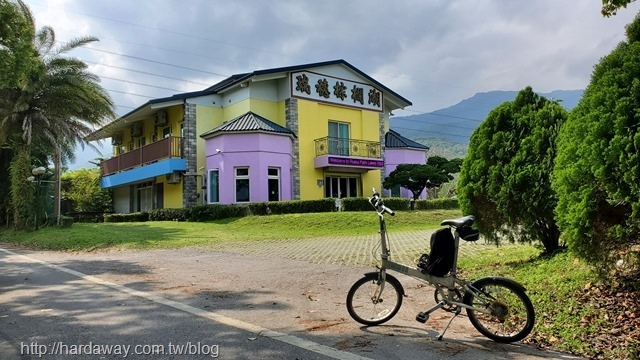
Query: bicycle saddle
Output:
[[440, 215, 475, 228]]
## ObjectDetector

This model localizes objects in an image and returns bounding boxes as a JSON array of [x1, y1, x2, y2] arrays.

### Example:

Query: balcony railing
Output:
[[101, 136, 183, 176], [314, 137, 381, 158]]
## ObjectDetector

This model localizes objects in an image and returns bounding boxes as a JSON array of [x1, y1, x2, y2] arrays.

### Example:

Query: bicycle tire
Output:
[[346, 273, 404, 326], [463, 277, 535, 343]]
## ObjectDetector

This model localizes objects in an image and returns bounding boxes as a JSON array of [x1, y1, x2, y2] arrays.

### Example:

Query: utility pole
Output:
[[54, 143, 61, 226]]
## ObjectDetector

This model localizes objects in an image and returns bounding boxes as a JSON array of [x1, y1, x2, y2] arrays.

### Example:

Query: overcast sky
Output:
[[21, 0, 640, 169]]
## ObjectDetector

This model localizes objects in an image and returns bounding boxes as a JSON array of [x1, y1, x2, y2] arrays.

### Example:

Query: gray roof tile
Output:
[[385, 129, 429, 150], [200, 112, 296, 139]]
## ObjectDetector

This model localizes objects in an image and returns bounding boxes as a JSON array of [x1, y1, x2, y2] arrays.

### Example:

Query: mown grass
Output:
[[0, 209, 461, 251], [0, 210, 620, 358]]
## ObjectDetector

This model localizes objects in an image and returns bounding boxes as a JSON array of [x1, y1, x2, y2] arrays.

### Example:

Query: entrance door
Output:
[[155, 183, 164, 209]]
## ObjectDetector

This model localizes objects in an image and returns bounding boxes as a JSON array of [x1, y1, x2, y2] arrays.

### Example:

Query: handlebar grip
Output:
[[382, 205, 395, 216]]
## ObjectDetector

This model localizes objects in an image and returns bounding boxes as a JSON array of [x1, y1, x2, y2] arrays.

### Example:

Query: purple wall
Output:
[[384, 148, 428, 199], [204, 133, 293, 204]]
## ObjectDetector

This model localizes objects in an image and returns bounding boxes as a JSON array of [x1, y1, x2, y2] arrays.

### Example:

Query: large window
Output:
[[268, 167, 280, 201], [235, 167, 250, 202], [328, 121, 349, 156], [208, 169, 219, 203], [324, 176, 358, 198]]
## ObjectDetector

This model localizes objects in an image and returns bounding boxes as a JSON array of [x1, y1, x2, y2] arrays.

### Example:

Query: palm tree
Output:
[[0, 0, 116, 228]]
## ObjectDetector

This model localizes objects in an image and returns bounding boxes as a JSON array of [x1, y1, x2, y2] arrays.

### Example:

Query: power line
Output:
[[391, 125, 472, 139], [104, 88, 157, 99], [85, 46, 229, 78], [100, 75, 184, 92], [84, 60, 210, 86]]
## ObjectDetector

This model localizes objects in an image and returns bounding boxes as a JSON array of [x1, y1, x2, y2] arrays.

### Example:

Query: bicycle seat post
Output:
[[450, 227, 461, 277]]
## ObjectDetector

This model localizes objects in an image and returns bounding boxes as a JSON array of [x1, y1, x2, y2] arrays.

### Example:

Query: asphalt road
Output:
[[0, 240, 583, 360]]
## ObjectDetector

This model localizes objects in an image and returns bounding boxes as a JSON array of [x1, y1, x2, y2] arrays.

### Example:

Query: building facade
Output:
[[87, 60, 428, 212]]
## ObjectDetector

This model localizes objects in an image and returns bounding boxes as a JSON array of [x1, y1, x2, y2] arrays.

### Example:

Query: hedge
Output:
[[104, 212, 149, 222], [342, 197, 458, 212], [415, 198, 459, 210], [103, 198, 458, 223]]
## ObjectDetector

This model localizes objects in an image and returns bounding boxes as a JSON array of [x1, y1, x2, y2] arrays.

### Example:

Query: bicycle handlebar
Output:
[[370, 188, 395, 216]]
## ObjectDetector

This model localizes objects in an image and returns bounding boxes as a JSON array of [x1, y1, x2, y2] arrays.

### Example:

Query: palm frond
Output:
[[54, 36, 99, 55]]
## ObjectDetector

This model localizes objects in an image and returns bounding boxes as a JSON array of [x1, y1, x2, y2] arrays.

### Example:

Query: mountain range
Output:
[[389, 89, 584, 158]]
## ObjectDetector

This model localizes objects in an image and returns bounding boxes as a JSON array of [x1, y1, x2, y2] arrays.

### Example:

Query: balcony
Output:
[[313, 137, 384, 170], [101, 136, 183, 176]]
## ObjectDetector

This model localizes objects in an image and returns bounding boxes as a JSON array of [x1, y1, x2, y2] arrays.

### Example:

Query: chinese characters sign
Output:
[[291, 71, 383, 112]]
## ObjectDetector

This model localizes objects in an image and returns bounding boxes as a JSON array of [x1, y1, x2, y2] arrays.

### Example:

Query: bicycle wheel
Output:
[[463, 277, 535, 343], [346, 273, 403, 326]]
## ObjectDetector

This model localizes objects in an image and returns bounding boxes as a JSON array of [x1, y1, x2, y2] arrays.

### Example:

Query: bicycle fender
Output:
[[362, 272, 405, 296], [469, 276, 527, 293]]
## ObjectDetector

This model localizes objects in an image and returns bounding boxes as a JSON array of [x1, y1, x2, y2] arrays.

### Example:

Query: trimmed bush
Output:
[[148, 208, 190, 221], [266, 199, 334, 214], [341, 197, 371, 211], [415, 198, 459, 210], [248, 202, 270, 216], [104, 212, 149, 223], [188, 204, 248, 222], [383, 197, 411, 211]]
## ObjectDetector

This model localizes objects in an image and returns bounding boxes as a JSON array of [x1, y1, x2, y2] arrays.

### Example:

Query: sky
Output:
[[20, 0, 640, 169]]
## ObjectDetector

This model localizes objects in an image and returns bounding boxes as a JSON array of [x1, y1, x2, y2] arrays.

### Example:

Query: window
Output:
[[235, 167, 250, 202], [162, 127, 171, 138], [139, 137, 146, 147], [391, 185, 401, 197], [209, 169, 219, 203], [268, 167, 280, 201], [324, 176, 359, 198], [328, 121, 349, 156]]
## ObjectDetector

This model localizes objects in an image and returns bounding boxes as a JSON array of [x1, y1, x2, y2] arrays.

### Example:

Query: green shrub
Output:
[[57, 216, 73, 228], [415, 198, 460, 210], [148, 208, 190, 221], [383, 197, 411, 211], [248, 202, 270, 215], [104, 212, 149, 223], [266, 199, 334, 214], [188, 204, 248, 222], [341, 197, 371, 211]]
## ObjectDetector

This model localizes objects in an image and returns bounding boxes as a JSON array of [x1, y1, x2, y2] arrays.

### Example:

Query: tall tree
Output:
[[0, 0, 38, 90], [383, 156, 462, 201], [0, 0, 115, 228], [553, 12, 640, 269], [458, 87, 567, 254]]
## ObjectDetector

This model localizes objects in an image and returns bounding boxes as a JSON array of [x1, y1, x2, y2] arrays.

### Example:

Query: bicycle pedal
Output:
[[415, 312, 429, 323]]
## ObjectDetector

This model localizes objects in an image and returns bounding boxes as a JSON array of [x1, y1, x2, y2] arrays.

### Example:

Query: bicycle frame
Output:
[[373, 207, 493, 316]]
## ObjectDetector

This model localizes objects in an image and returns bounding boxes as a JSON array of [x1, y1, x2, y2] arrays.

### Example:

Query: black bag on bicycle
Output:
[[418, 228, 455, 277]]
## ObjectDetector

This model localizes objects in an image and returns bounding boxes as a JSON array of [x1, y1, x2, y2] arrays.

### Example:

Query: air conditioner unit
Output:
[[154, 111, 168, 127], [166, 171, 182, 184], [130, 123, 143, 137], [111, 134, 122, 146]]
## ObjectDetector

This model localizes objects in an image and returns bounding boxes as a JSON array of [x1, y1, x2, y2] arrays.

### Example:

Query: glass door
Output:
[[324, 175, 359, 198], [328, 122, 349, 156]]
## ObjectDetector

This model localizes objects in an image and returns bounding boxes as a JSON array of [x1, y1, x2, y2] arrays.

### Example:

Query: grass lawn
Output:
[[0, 209, 462, 251]]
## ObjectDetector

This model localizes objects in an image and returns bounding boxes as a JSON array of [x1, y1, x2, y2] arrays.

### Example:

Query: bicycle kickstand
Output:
[[437, 306, 461, 341]]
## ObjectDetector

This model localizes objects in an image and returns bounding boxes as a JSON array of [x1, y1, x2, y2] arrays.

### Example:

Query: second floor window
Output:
[[328, 121, 349, 156]]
